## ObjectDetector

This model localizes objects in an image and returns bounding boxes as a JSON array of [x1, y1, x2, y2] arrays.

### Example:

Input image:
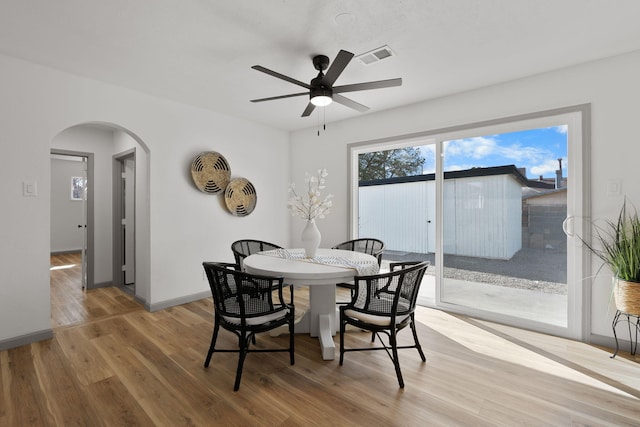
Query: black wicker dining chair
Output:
[[231, 239, 282, 270], [339, 261, 429, 388], [202, 262, 295, 391], [332, 238, 385, 300]]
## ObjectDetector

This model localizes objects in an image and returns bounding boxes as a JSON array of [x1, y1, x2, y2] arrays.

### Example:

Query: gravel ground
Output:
[[383, 247, 568, 295]]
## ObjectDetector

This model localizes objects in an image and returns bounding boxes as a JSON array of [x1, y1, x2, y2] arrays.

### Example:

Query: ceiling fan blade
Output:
[[250, 92, 308, 103], [333, 78, 402, 94], [251, 65, 311, 89], [332, 94, 369, 112], [321, 50, 354, 87], [301, 102, 316, 117]]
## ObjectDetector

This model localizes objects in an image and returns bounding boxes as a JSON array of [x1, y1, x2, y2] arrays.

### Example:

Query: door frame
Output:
[[112, 148, 136, 288], [50, 149, 95, 289]]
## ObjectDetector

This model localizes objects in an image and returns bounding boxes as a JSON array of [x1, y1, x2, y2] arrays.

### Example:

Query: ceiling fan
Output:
[[250, 49, 402, 117]]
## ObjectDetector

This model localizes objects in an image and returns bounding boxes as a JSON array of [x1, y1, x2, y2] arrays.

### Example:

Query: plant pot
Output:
[[613, 278, 640, 316]]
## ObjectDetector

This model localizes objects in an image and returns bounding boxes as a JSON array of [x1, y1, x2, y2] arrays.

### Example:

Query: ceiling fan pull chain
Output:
[[323, 107, 326, 131], [316, 107, 327, 136]]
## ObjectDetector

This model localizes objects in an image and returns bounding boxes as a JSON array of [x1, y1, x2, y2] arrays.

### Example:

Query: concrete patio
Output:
[[383, 247, 568, 326]]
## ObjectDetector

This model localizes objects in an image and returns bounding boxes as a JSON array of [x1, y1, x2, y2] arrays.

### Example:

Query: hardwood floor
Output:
[[0, 254, 638, 425], [50, 252, 140, 328]]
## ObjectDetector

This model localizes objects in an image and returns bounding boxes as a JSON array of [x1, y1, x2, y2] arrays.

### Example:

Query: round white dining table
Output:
[[243, 248, 378, 360]]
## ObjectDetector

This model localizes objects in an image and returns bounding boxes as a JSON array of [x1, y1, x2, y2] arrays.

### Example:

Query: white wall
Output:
[[0, 52, 290, 347], [290, 49, 640, 341], [50, 157, 85, 252]]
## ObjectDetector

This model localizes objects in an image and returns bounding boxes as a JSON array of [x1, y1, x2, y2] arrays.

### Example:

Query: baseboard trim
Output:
[[89, 281, 113, 289], [135, 295, 148, 308], [0, 329, 53, 351], [50, 250, 82, 255], [147, 290, 210, 312], [590, 333, 632, 355]]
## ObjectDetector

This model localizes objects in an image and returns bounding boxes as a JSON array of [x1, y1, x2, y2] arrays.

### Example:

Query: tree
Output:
[[359, 147, 425, 181]]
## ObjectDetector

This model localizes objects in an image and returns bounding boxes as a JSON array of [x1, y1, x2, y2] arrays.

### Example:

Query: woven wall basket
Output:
[[614, 279, 640, 316], [190, 151, 231, 194], [225, 178, 257, 217]]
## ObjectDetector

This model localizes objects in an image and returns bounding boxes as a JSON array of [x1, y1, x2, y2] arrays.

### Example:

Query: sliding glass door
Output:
[[350, 106, 589, 339]]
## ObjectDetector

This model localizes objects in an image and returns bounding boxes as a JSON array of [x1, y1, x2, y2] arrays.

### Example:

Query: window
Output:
[[71, 176, 86, 201]]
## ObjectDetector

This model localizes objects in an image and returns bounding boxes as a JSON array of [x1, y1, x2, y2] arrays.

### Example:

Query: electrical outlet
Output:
[[607, 179, 622, 196], [23, 181, 37, 196]]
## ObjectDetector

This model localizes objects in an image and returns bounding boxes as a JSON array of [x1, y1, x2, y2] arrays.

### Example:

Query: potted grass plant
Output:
[[583, 200, 640, 315]]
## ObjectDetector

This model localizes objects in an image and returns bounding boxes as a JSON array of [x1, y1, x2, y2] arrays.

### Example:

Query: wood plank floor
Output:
[[1, 254, 638, 426], [50, 252, 140, 328]]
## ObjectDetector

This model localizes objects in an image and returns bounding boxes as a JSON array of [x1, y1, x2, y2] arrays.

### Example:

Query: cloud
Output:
[[445, 136, 550, 164], [554, 125, 568, 134], [530, 157, 568, 176], [496, 144, 549, 163], [444, 137, 497, 159]]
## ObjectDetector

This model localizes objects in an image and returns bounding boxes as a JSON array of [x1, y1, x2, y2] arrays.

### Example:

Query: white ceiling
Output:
[[2, 0, 640, 131]]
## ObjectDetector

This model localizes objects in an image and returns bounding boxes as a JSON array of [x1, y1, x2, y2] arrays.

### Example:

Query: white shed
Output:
[[359, 165, 529, 260]]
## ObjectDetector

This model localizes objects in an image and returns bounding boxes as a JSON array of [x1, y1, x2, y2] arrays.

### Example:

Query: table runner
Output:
[[260, 248, 379, 276]]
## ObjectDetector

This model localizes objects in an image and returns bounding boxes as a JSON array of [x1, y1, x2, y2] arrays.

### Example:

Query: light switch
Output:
[[23, 181, 37, 197]]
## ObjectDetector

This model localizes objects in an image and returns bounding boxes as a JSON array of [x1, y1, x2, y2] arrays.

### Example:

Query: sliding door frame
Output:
[[348, 104, 591, 340]]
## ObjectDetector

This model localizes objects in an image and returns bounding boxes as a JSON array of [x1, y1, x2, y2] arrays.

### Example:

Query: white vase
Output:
[[301, 219, 321, 258]]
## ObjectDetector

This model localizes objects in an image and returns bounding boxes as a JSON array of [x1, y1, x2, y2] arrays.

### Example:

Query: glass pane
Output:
[[358, 144, 436, 303], [441, 126, 568, 326]]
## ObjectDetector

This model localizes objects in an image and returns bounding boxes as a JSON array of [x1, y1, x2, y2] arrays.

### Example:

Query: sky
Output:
[[419, 125, 568, 179]]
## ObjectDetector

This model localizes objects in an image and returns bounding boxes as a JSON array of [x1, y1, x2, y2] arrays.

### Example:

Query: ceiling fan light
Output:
[[311, 95, 332, 106], [310, 87, 333, 106]]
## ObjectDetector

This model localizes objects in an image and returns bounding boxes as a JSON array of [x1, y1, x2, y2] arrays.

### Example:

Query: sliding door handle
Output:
[[562, 216, 574, 236]]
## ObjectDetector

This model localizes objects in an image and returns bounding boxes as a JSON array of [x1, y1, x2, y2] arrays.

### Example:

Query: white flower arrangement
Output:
[[287, 169, 334, 220]]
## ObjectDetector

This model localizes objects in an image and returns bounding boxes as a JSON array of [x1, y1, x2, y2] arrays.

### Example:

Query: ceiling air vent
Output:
[[356, 45, 395, 65]]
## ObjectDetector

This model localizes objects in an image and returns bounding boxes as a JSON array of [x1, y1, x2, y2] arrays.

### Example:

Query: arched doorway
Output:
[[50, 122, 150, 326]]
